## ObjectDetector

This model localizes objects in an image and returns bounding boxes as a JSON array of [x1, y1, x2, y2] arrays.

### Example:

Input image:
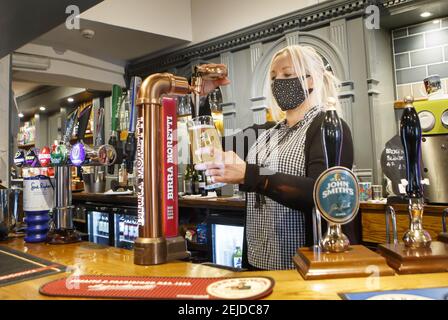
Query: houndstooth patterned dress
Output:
[[245, 106, 322, 270]]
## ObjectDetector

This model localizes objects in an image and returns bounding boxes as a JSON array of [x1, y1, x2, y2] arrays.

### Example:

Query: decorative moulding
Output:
[[127, 0, 377, 78]]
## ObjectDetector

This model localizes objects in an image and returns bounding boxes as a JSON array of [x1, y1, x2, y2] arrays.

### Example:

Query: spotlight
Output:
[[420, 12, 432, 18]]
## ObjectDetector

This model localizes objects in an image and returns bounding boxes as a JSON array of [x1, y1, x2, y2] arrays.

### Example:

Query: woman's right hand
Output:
[[194, 147, 246, 185], [199, 77, 231, 96]]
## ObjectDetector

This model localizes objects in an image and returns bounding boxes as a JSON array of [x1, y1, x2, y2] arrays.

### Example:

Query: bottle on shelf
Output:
[[98, 214, 108, 236], [97, 215, 102, 236], [134, 218, 139, 240], [233, 246, 243, 269], [119, 216, 124, 238], [100, 215, 106, 236], [197, 171, 208, 197], [118, 163, 128, 186], [192, 169, 199, 195], [124, 219, 130, 241], [183, 165, 194, 195]]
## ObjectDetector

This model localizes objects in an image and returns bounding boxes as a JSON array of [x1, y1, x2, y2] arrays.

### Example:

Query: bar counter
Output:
[[72, 192, 246, 210], [2, 238, 448, 300]]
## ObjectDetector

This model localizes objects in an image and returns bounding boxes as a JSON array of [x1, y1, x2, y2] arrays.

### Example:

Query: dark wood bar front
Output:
[[71, 193, 447, 246], [360, 202, 447, 244]]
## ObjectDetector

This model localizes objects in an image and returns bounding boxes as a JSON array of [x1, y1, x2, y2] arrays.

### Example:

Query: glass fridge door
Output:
[[212, 224, 244, 268], [87, 211, 111, 246], [114, 214, 139, 249]]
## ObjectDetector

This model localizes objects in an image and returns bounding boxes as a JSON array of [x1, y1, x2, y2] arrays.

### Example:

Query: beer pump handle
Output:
[[321, 97, 343, 168], [125, 77, 142, 174], [77, 104, 92, 142], [385, 205, 398, 245], [128, 77, 141, 134], [191, 63, 228, 117], [94, 104, 105, 147], [312, 208, 323, 247], [63, 109, 78, 144], [400, 96, 423, 199], [108, 86, 122, 175], [443, 208, 447, 233], [110, 85, 121, 135]]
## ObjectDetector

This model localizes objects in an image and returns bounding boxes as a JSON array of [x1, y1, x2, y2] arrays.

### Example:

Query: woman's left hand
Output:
[[194, 148, 246, 184]]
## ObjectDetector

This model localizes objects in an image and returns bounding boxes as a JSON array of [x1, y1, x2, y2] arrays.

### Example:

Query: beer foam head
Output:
[[188, 124, 215, 131]]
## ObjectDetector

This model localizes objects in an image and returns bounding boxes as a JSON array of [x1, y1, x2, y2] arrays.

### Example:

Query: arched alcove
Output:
[[250, 32, 350, 124]]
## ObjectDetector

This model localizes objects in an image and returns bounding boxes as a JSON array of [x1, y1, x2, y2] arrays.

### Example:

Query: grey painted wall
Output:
[[230, 49, 254, 131], [145, 15, 395, 183], [0, 56, 11, 186], [212, 16, 387, 180], [345, 17, 374, 174], [393, 17, 448, 99], [364, 24, 398, 183]]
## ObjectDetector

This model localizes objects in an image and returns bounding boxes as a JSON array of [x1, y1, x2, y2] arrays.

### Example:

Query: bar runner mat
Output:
[[340, 287, 448, 300], [0, 246, 66, 287], [40, 275, 275, 300]]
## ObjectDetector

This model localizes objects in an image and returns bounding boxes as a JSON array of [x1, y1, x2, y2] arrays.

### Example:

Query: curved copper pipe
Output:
[[137, 73, 190, 105]]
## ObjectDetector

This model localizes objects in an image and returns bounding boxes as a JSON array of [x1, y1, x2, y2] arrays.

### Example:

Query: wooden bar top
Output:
[[72, 192, 245, 210], [2, 238, 448, 300]]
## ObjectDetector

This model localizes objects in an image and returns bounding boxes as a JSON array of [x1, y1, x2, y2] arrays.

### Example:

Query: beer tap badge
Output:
[[51, 144, 68, 165], [70, 143, 86, 167], [314, 166, 360, 225], [14, 150, 25, 167]]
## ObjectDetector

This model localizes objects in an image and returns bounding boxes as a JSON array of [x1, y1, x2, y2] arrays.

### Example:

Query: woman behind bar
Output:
[[197, 45, 354, 270]]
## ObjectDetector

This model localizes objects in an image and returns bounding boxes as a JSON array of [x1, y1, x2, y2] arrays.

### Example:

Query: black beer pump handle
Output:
[[77, 104, 92, 142], [400, 96, 423, 199], [321, 97, 343, 169]]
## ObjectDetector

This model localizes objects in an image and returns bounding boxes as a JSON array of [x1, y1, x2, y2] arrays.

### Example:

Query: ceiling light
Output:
[[81, 29, 95, 40], [420, 12, 432, 18], [433, 19, 440, 24], [18, 113, 24, 118], [67, 97, 74, 103], [39, 106, 46, 111]]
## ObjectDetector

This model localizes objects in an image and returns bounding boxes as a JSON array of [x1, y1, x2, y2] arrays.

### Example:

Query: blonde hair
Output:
[[266, 45, 342, 121]]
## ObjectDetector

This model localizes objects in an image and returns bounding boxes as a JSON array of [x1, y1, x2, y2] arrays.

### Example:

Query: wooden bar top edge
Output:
[[2, 239, 448, 300]]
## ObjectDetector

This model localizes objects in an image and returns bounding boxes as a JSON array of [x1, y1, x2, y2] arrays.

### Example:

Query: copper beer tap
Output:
[[134, 64, 228, 265]]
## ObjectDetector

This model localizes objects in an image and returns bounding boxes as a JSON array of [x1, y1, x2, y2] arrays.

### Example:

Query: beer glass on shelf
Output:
[[187, 116, 225, 190]]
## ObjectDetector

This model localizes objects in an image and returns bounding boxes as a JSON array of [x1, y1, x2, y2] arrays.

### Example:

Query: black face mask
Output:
[[271, 77, 312, 111]]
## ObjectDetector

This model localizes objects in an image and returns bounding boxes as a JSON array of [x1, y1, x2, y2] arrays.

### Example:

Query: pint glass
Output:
[[187, 116, 225, 190]]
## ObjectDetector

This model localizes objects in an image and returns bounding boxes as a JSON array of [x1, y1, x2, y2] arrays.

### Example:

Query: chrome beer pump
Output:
[[133, 64, 228, 266], [46, 110, 79, 244], [439, 209, 448, 243], [294, 98, 394, 280], [379, 96, 448, 274], [47, 104, 117, 244], [437, 209, 448, 243]]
